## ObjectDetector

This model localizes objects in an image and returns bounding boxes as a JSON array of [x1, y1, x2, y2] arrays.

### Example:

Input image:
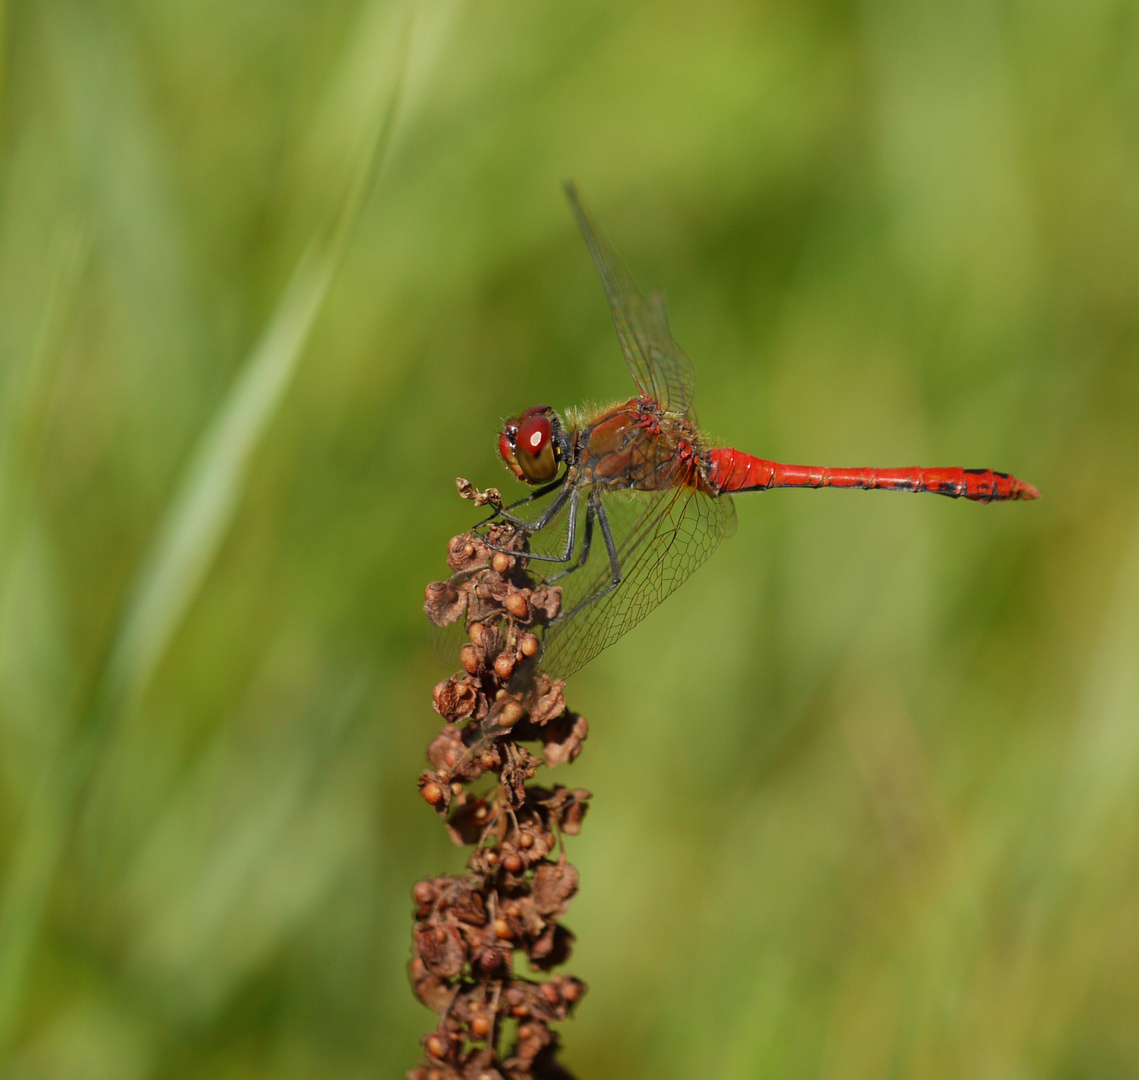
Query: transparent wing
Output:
[[565, 184, 697, 419], [539, 481, 737, 679]]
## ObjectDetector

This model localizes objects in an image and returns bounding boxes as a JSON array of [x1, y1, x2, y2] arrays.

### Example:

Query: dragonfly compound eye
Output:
[[518, 414, 551, 456], [514, 411, 558, 483], [498, 423, 524, 480]]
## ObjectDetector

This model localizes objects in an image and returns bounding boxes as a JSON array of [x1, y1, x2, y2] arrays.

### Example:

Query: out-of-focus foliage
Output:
[[0, 0, 1136, 1076]]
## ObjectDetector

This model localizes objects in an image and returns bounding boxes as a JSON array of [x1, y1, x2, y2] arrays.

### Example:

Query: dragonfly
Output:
[[484, 185, 1039, 678]]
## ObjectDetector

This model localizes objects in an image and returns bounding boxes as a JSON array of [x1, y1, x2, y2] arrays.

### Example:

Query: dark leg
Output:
[[485, 486, 581, 565], [496, 480, 565, 521], [593, 496, 622, 596], [477, 477, 567, 531], [548, 500, 596, 583], [548, 494, 623, 625]]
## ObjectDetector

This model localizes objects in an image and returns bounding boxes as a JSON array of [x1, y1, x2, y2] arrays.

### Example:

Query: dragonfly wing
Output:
[[540, 482, 737, 679], [565, 184, 697, 418]]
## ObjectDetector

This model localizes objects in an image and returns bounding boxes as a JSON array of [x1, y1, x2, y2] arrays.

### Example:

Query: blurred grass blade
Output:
[[97, 20, 411, 723], [0, 224, 89, 627], [1059, 497, 1139, 862], [99, 239, 336, 718], [0, 4, 415, 1057], [0, 228, 90, 1051], [0, 0, 8, 134], [120, 657, 375, 1023]]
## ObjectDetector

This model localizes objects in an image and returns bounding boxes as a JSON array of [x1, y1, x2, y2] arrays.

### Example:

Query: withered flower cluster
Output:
[[410, 484, 590, 1080]]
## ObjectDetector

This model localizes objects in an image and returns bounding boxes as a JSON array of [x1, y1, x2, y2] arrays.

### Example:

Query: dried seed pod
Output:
[[414, 922, 466, 979], [412, 527, 589, 1079], [470, 1014, 491, 1038], [477, 948, 509, 975], [424, 580, 467, 626], [432, 678, 479, 722]]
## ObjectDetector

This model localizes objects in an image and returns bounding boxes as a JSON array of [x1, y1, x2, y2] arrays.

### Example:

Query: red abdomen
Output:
[[705, 449, 1039, 503]]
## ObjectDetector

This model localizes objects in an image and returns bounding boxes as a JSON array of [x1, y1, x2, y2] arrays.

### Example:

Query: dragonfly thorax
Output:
[[499, 404, 568, 485]]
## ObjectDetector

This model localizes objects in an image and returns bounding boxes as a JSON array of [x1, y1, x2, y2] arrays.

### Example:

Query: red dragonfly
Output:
[[486, 185, 1039, 678]]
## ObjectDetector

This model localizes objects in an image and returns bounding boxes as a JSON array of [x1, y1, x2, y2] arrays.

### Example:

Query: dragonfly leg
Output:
[[548, 499, 597, 583], [484, 486, 581, 565], [594, 495, 623, 593], [549, 494, 623, 627], [477, 476, 566, 530]]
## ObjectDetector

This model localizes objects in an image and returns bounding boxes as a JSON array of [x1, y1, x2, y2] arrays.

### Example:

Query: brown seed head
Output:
[[413, 524, 587, 1076], [446, 531, 492, 571], [431, 678, 479, 722], [478, 948, 508, 975], [423, 580, 466, 627], [470, 1014, 491, 1038], [497, 699, 525, 727], [528, 583, 562, 621], [493, 653, 515, 680]]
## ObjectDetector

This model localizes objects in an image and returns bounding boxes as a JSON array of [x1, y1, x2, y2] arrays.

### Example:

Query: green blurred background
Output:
[[1, 0, 1137, 1076]]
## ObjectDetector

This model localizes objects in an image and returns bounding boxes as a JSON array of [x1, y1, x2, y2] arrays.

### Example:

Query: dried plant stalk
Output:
[[409, 482, 589, 1080]]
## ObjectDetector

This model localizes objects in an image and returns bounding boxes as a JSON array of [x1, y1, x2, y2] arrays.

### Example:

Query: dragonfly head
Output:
[[499, 405, 563, 485]]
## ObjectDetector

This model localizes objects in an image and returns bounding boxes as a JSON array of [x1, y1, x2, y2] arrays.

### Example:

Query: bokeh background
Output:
[[1, 0, 1137, 1076]]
